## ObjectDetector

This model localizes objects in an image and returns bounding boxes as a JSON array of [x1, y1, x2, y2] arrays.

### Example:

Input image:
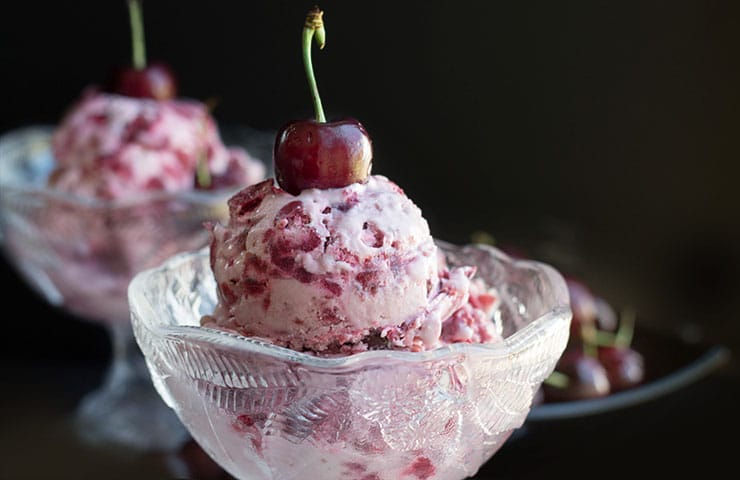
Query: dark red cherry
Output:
[[273, 7, 373, 195], [110, 61, 178, 100], [594, 295, 619, 331], [598, 345, 645, 392], [108, 1, 177, 100], [274, 118, 372, 195], [565, 276, 599, 341], [544, 349, 611, 402]]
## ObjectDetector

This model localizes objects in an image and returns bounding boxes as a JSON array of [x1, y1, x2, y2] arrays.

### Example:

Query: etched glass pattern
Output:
[[130, 242, 571, 479]]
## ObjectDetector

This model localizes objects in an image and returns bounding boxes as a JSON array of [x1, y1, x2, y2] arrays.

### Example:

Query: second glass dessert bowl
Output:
[[129, 240, 571, 479], [0, 125, 269, 451]]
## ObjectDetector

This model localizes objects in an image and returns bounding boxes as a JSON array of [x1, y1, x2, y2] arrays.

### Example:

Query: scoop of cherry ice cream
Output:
[[49, 88, 265, 199]]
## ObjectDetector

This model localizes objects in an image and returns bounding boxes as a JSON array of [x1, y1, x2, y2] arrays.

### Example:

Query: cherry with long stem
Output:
[[273, 6, 373, 196], [110, 0, 177, 100]]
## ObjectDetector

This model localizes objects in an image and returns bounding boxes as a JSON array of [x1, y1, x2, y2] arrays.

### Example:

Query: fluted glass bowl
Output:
[[0, 124, 270, 451], [129, 241, 571, 479], [0, 125, 272, 323]]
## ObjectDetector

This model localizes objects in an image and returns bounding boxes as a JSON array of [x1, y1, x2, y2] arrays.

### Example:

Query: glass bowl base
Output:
[[74, 324, 189, 452]]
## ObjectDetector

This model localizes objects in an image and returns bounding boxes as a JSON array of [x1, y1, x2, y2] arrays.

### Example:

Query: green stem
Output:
[[128, 0, 147, 70], [615, 305, 637, 348], [195, 109, 213, 189], [593, 329, 617, 346], [581, 323, 599, 357], [196, 154, 211, 188], [303, 7, 326, 123], [544, 371, 570, 388]]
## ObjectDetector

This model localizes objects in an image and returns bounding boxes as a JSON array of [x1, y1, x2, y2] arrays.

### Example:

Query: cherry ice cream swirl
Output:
[[50, 89, 265, 199], [202, 175, 501, 353]]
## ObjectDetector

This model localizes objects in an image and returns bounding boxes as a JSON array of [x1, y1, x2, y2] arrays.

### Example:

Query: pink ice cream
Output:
[[49, 88, 265, 198], [202, 175, 501, 353]]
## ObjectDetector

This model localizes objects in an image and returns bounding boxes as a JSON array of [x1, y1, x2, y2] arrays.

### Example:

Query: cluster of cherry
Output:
[[542, 277, 645, 402]]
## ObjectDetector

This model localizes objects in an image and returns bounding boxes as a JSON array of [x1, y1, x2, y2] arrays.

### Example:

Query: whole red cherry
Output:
[[598, 307, 644, 391], [598, 345, 645, 392], [108, 0, 177, 100], [110, 61, 177, 100], [565, 276, 599, 342], [273, 6, 372, 195], [543, 349, 611, 402], [274, 118, 372, 195]]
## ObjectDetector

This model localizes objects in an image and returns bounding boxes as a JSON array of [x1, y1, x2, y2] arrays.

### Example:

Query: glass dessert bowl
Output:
[[129, 241, 571, 480], [0, 125, 269, 451]]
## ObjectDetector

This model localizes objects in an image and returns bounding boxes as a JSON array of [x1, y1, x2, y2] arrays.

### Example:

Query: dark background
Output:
[[1, 1, 739, 479]]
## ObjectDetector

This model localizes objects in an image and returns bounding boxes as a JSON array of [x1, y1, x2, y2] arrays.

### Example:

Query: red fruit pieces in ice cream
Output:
[[202, 175, 503, 354], [49, 89, 265, 199]]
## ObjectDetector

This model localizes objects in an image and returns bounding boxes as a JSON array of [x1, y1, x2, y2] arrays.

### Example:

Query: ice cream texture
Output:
[[49, 89, 265, 199], [202, 175, 502, 353]]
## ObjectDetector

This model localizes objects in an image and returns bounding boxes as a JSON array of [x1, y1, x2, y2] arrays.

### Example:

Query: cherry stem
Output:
[[545, 370, 570, 388], [593, 329, 617, 346], [615, 305, 636, 348], [303, 6, 326, 123], [195, 108, 214, 189], [127, 0, 147, 70], [195, 153, 211, 188], [581, 323, 599, 357]]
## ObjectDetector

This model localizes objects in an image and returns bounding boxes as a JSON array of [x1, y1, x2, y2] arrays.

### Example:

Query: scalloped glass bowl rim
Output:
[[1, 181, 241, 209], [129, 244, 572, 371]]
